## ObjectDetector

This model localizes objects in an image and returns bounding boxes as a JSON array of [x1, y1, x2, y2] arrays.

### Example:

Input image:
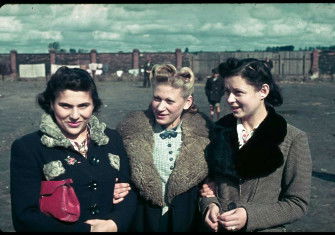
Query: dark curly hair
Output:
[[218, 57, 283, 107], [36, 66, 102, 114]]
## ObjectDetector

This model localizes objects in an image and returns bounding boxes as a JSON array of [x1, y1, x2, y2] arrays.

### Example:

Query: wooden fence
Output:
[[188, 51, 313, 81]]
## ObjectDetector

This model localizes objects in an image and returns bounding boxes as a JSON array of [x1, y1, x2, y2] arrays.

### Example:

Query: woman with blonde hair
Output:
[[116, 64, 212, 232]]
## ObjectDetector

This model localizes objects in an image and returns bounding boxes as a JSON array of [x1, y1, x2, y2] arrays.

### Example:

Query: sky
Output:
[[0, 3, 335, 53]]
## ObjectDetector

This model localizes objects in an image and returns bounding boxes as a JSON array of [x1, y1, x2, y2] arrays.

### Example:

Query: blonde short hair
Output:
[[150, 64, 195, 99]]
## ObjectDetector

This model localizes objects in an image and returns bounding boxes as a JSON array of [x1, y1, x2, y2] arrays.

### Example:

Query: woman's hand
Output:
[[204, 203, 220, 232], [217, 207, 247, 232], [200, 181, 216, 197], [85, 219, 117, 232], [113, 178, 131, 204]]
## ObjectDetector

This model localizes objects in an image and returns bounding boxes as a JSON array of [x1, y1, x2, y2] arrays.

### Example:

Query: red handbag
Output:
[[39, 178, 80, 222]]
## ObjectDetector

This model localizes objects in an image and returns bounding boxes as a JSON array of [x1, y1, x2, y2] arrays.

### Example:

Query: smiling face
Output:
[[224, 75, 268, 122], [151, 84, 193, 130], [51, 89, 94, 141]]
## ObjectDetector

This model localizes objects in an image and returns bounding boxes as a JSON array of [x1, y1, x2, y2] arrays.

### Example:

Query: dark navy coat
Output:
[[10, 126, 137, 232]]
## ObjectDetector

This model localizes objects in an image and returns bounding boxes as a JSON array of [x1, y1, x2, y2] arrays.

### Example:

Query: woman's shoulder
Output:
[[11, 131, 44, 155], [182, 111, 214, 137], [12, 131, 42, 145], [104, 127, 123, 139], [121, 110, 148, 123], [286, 123, 307, 139], [104, 127, 118, 135], [116, 109, 153, 135]]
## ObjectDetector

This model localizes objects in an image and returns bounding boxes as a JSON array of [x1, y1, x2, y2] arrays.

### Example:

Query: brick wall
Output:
[[0, 49, 334, 81]]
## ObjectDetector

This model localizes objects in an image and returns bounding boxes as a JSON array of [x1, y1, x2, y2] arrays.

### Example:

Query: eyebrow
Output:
[[58, 102, 91, 106]]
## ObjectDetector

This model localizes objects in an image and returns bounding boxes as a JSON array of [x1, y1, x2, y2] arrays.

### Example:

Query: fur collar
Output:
[[40, 113, 109, 148], [211, 106, 287, 179], [117, 109, 211, 206]]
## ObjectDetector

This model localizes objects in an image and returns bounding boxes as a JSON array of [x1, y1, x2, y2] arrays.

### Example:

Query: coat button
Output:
[[167, 143, 171, 147], [169, 151, 173, 154], [227, 202, 237, 210], [170, 165, 174, 170], [89, 157, 100, 166], [88, 180, 98, 191], [169, 158, 173, 161], [89, 204, 100, 215]]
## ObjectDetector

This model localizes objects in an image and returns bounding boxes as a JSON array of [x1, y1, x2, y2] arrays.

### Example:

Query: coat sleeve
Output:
[[205, 78, 211, 98], [10, 137, 91, 232], [199, 196, 222, 218], [107, 135, 138, 232], [242, 130, 312, 231]]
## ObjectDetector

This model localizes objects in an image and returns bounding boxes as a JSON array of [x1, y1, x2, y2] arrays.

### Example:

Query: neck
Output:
[[241, 105, 268, 132], [164, 117, 181, 130]]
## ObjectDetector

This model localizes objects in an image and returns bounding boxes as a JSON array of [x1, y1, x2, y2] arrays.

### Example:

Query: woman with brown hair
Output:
[[10, 67, 137, 232], [200, 58, 312, 232]]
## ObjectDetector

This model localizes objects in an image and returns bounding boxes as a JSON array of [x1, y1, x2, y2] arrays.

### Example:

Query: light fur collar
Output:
[[40, 113, 109, 148]]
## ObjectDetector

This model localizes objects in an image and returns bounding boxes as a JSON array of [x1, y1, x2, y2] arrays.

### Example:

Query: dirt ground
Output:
[[0, 79, 334, 232]]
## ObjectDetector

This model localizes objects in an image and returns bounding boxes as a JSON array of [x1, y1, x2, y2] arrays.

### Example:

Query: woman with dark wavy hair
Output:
[[10, 66, 137, 232], [200, 58, 312, 232]]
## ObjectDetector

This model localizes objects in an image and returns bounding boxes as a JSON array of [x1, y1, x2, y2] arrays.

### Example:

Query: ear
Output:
[[183, 95, 193, 110], [259, 84, 270, 100]]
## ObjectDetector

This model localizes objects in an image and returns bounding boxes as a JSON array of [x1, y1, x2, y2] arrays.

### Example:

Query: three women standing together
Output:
[[10, 58, 312, 232]]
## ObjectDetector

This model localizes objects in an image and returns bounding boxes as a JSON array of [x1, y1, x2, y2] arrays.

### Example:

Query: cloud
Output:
[[250, 4, 283, 20], [200, 23, 226, 32], [305, 4, 335, 24], [0, 3, 334, 53], [307, 23, 334, 37], [0, 16, 23, 32], [51, 5, 110, 31], [230, 18, 266, 37], [21, 30, 63, 41], [92, 31, 121, 40], [0, 32, 17, 41], [108, 4, 152, 20], [0, 4, 32, 16]]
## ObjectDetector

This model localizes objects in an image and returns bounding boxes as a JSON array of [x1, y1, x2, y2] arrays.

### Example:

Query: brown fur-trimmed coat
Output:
[[117, 109, 212, 231]]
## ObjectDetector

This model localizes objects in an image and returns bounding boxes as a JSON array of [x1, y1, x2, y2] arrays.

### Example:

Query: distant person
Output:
[[205, 67, 225, 120], [115, 63, 212, 232], [265, 57, 273, 70], [200, 58, 312, 232], [10, 66, 137, 232], [143, 58, 153, 88]]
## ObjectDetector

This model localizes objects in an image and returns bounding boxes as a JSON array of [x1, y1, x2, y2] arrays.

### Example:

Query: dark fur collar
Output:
[[117, 109, 211, 206], [212, 106, 287, 179]]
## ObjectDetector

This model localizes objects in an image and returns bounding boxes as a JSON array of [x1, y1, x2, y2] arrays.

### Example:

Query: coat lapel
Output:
[[167, 113, 210, 203], [212, 106, 287, 180], [117, 110, 164, 206], [117, 110, 211, 206]]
